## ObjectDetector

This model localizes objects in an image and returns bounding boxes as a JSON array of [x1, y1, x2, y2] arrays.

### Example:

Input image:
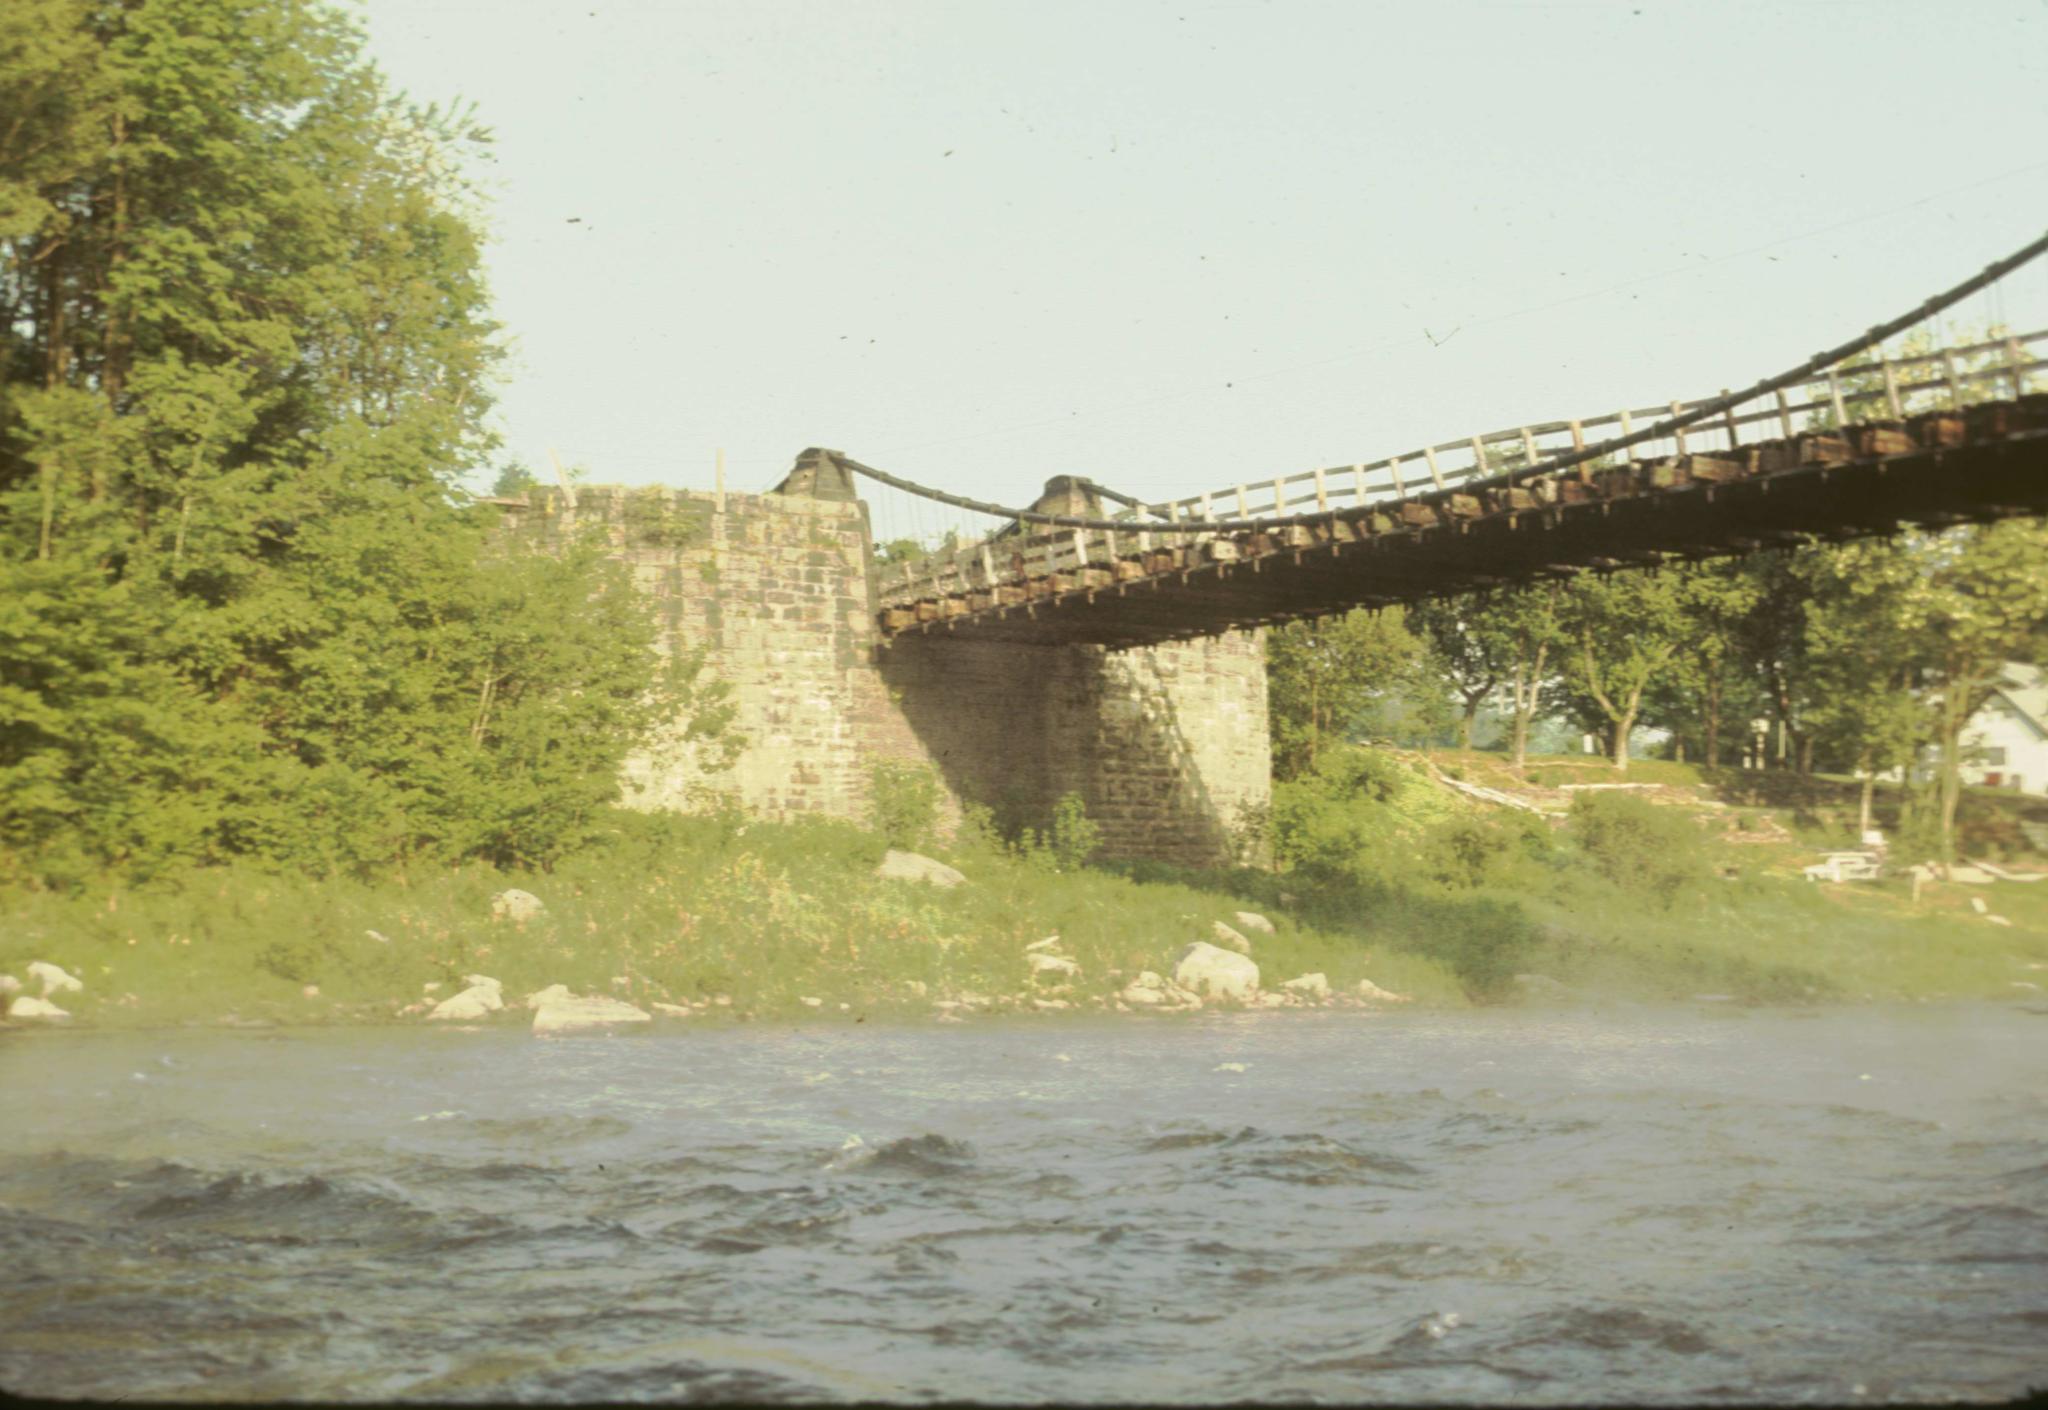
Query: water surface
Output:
[[3, 1003, 2044, 1402]]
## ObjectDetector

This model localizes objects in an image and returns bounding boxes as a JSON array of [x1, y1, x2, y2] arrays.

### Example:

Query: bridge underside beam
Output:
[[880, 410, 2048, 648]]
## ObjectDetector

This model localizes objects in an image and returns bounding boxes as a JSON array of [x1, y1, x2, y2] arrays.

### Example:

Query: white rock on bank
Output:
[[1233, 911, 1275, 935], [1280, 972, 1331, 1000], [429, 979, 505, 1021], [490, 889, 545, 922], [1356, 977, 1414, 1003], [8, 996, 71, 1022], [874, 850, 965, 888], [1027, 953, 1081, 981], [1211, 921, 1252, 955], [1025, 935, 1063, 953], [0, 974, 20, 999], [531, 993, 652, 1035], [1120, 971, 1170, 1007], [28, 961, 82, 997], [524, 983, 572, 1009], [1174, 942, 1260, 1003]]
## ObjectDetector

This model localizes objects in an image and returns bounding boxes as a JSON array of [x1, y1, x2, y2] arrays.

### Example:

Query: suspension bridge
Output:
[[816, 233, 2048, 649]]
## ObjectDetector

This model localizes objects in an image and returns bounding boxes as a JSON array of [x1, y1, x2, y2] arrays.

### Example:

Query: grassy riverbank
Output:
[[4, 755, 2045, 1030], [0, 813, 1467, 1030]]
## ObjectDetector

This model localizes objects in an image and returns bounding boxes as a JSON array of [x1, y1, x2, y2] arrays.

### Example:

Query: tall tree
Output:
[[1798, 539, 1927, 837], [1406, 598, 1506, 750], [1266, 607, 1424, 779], [0, 0, 706, 880], [1901, 522, 2048, 857], [1666, 561, 1762, 768], [1558, 570, 1689, 773], [1495, 581, 1565, 772]]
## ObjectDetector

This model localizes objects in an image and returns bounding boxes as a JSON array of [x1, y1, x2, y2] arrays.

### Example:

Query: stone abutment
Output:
[[501, 474, 1269, 867]]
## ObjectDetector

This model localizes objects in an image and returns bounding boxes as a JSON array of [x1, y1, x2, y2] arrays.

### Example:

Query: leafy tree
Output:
[[1729, 549, 1821, 773], [1266, 607, 1425, 778], [1557, 570, 1689, 772], [1899, 522, 2048, 857], [0, 0, 714, 881], [1797, 539, 1927, 836], [1485, 582, 1566, 772], [1665, 561, 1762, 767], [1406, 598, 1506, 750], [489, 462, 540, 497]]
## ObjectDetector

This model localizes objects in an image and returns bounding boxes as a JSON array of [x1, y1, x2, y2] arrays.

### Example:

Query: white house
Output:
[[1959, 663, 2048, 796]]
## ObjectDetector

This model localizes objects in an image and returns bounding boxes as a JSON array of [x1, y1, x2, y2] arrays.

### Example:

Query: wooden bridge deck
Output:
[[874, 328, 2048, 648]]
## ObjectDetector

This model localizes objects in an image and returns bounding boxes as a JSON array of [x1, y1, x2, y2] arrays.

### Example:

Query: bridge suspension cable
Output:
[[833, 226, 2048, 535]]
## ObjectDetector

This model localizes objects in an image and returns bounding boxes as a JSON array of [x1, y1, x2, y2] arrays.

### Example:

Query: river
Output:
[[2, 1002, 2044, 1403]]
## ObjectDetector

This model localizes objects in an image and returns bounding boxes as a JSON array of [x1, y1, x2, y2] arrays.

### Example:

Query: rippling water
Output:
[[3, 1003, 2045, 1403]]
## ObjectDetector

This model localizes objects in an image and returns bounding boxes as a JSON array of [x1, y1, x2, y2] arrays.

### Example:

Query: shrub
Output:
[[868, 762, 941, 849], [1568, 792, 1708, 907], [1016, 792, 1102, 872], [1318, 746, 1409, 803], [1271, 778, 1389, 877], [1416, 814, 1525, 890]]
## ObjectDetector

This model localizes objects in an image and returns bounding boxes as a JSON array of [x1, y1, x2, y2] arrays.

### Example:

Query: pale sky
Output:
[[353, 0, 2048, 544]]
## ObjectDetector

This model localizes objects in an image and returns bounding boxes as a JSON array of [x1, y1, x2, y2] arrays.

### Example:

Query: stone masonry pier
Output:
[[497, 471, 1269, 868]]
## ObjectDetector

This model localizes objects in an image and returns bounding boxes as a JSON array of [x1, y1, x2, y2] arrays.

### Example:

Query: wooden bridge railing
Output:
[[875, 326, 2048, 615]]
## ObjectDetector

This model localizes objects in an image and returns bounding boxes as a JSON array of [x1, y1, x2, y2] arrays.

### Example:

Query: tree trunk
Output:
[[1612, 711, 1634, 772], [103, 110, 131, 407], [1857, 762, 1875, 837], [1507, 664, 1523, 770], [1458, 698, 1479, 752], [1936, 673, 1967, 862], [1796, 733, 1816, 778], [1702, 669, 1724, 768]]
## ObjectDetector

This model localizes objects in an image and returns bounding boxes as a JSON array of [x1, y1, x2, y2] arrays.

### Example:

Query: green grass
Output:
[[6, 756, 2044, 1029], [0, 812, 1466, 1029]]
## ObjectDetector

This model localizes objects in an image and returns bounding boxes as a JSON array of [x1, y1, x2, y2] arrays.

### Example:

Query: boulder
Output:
[[1211, 920, 1252, 955], [1355, 977, 1413, 1003], [874, 850, 965, 888], [0, 974, 19, 999], [1120, 971, 1170, 1007], [652, 1002, 693, 1017], [524, 983, 573, 1009], [1027, 953, 1081, 981], [8, 996, 71, 1022], [1233, 911, 1275, 935], [490, 889, 545, 922], [429, 980, 504, 1021], [1173, 942, 1260, 1002], [531, 992, 652, 1034], [1280, 972, 1331, 1000], [27, 961, 82, 997]]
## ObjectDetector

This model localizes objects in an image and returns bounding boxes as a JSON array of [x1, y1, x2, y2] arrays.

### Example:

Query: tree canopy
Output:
[[1, 0, 701, 884]]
